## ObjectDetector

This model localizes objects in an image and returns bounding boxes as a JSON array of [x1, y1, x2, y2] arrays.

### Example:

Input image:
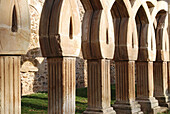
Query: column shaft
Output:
[[136, 61, 161, 114], [113, 61, 142, 114], [84, 59, 115, 114], [47, 57, 76, 114], [0, 56, 21, 114], [153, 62, 170, 107]]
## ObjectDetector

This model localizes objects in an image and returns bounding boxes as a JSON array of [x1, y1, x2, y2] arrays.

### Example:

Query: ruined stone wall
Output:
[[21, 0, 48, 95]]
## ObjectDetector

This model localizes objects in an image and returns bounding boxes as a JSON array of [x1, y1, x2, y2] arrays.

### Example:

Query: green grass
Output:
[[21, 93, 48, 114], [21, 85, 116, 114]]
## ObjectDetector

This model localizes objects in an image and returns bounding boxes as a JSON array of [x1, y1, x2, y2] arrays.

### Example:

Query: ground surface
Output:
[[21, 85, 116, 114]]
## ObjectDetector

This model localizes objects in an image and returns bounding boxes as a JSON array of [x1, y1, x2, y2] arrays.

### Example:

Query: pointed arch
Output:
[[11, 5, 18, 32], [111, 0, 138, 61], [81, 0, 115, 59], [135, 3, 156, 61], [155, 9, 169, 61], [0, 0, 30, 55]]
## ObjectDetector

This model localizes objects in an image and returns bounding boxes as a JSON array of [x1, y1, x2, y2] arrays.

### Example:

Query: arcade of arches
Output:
[[0, 0, 170, 114]]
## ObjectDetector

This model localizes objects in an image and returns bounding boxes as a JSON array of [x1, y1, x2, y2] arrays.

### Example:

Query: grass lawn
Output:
[[21, 85, 116, 114]]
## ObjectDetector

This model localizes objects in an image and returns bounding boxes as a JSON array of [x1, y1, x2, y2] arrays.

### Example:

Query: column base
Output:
[[113, 101, 143, 114], [137, 97, 167, 114], [83, 107, 116, 114], [155, 95, 170, 107]]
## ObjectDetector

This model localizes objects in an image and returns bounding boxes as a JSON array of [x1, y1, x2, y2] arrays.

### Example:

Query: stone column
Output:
[[136, 61, 161, 113], [81, 0, 116, 113], [0, 0, 30, 114], [153, 5, 170, 108], [84, 59, 115, 114], [0, 56, 21, 114], [134, 1, 170, 113], [39, 0, 81, 113], [47, 57, 76, 113], [154, 62, 170, 107], [113, 61, 142, 114], [111, 0, 142, 113]]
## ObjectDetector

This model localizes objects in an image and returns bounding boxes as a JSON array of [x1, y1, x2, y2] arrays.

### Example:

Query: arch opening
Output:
[[154, 10, 167, 59], [11, 6, 18, 32], [111, 0, 130, 52], [69, 17, 73, 39], [135, 5, 149, 59]]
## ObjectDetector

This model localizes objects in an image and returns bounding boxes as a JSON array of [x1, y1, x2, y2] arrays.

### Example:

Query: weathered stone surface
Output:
[[154, 62, 170, 107], [39, 0, 81, 113], [0, 0, 31, 55], [81, 0, 115, 113], [112, 0, 138, 61], [113, 61, 142, 114], [0, 56, 21, 114], [135, 1, 169, 113], [0, 0, 30, 114], [136, 62, 162, 114], [111, 0, 142, 113], [39, 0, 81, 57], [47, 57, 76, 114], [84, 59, 115, 114], [153, 0, 170, 108], [81, 0, 115, 59], [21, 0, 87, 95]]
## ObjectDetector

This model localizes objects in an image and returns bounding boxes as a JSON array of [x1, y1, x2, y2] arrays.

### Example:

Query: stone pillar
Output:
[[113, 61, 142, 114], [153, 3, 170, 108], [84, 59, 115, 114], [47, 57, 76, 113], [111, 0, 142, 113], [39, 0, 81, 113], [0, 56, 21, 114], [81, 0, 116, 113], [80, 0, 117, 113], [134, 0, 170, 113], [136, 62, 161, 113], [154, 62, 170, 107], [0, 0, 30, 114]]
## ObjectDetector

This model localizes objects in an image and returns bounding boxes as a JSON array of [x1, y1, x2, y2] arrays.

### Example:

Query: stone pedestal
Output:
[[47, 57, 76, 114], [0, 56, 21, 114], [136, 61, 163, 114], [153, 62, 170, 107], [84, 59, 115, 114], [113, 61, 142, 114]]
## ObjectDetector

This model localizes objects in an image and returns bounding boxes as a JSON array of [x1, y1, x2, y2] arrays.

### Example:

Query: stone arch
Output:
[[39, 0, 81, 57], [153, 1, 169, 61], [111, 0, 138, 61], [152, 0, 169, 107], [134, 1, 156, 61], [0, 0, 30, 55], [81, 0, 115, 59], [155, 11, 169, 61], [39, 0, 81, 113]]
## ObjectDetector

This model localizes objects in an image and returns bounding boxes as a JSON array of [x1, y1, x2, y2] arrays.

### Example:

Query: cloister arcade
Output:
[[0, 0, 170, 114]]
